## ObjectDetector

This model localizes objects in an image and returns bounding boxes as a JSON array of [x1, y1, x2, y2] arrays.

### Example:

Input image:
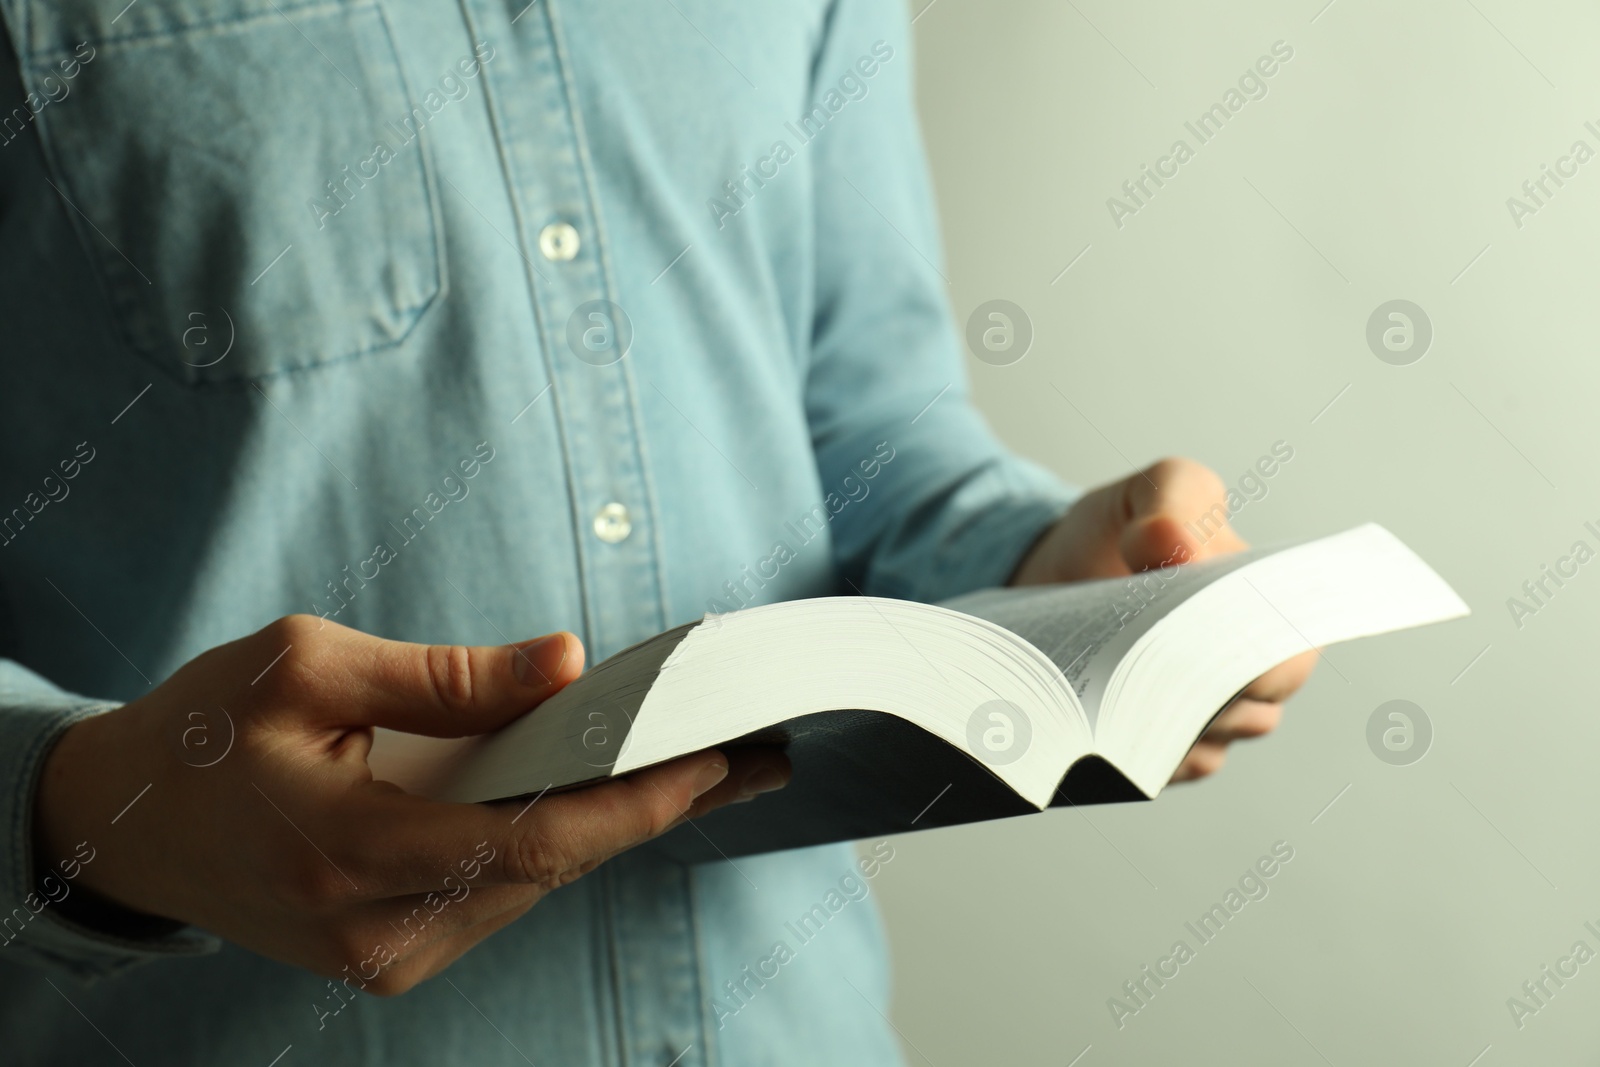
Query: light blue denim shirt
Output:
[[0, 0, 1075, 1062]]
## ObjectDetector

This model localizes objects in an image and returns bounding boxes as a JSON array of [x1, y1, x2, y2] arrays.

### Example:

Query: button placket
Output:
[[479, 0, 666, 660], [470, 3, 696, 1063]]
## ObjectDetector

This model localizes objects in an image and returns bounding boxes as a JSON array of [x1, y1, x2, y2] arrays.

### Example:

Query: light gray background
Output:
[[870, 1, 1600, 1064]]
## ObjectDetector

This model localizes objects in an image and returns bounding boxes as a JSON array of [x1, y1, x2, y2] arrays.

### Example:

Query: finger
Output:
[[497, 750, 778, 878], [357, 771, 723, 961], [320, 626, 585, 736], [1169, 740, 1228, 783], [490, 750, 788, 894], [1119, 458, 1248, 571], [679, 746, 791, 813], [363, 754, 784, 943], [1200, 699, 1282, 744], [344, 749, 734, 895], [1238, 650, 1318, 704]]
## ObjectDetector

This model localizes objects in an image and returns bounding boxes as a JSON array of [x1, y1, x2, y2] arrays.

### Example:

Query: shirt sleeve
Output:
[[803, 0, 1079, 604], [0, 660, 218, 982]]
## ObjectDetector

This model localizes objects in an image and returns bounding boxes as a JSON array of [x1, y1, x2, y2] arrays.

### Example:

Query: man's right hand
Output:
[[32, 615, 788, 994]]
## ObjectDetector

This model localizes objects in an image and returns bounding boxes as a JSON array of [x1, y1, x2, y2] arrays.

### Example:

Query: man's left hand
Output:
[[1009, 458, 1317, 784]]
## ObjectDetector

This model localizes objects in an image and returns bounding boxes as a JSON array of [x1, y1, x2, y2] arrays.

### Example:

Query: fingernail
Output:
[[513, 633, 568, 688], [691, 759, 729, 800], [738, 766, 788, 799]]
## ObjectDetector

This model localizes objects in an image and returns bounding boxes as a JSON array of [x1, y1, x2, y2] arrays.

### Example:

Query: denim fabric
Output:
[[0, 0, 1076, 1062]]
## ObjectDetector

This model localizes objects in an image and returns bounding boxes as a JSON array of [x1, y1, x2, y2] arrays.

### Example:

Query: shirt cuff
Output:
[[918, 452, 1080, 599], [838, 400, 1081, 604]]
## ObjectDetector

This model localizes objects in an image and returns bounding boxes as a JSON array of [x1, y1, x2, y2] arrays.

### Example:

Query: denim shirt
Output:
[[0, 0, 1075, 1062]]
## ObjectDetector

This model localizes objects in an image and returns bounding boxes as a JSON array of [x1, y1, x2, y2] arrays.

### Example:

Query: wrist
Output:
[[32, 706, 176, 924], [1008, 513, 1073, 586]]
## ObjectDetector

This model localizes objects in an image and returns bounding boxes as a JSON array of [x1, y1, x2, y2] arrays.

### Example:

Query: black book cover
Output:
[[646, 709, 1145, 865]]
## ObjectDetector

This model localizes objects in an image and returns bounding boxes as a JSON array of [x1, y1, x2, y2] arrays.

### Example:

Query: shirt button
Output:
[[593, 502, 632, 543], [539, 221, 581, 261]]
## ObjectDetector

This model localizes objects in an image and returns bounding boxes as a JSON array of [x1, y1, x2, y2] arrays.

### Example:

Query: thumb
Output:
[[327, 627, 585, 736], [1118, 458, 1248, 571]]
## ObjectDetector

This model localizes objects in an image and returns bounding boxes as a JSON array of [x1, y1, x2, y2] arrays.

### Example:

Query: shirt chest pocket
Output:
[[13, 0, 443, 385]]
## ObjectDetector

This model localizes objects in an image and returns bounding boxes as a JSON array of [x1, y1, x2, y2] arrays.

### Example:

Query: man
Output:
[[0, 0, 1309, 1062]]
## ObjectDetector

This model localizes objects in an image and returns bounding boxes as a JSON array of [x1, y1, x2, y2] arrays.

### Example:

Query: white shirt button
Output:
[[539, 222, 581, 261], [592, 502, 632, 543]]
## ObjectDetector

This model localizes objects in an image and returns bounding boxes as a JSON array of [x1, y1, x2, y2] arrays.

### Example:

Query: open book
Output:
[[369, 524, 1467, 862]]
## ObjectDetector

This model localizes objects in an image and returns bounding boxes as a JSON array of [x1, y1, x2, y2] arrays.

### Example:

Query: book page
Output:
[[1092, 524, 1469, 795], [941, 549, 1263, 728]]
